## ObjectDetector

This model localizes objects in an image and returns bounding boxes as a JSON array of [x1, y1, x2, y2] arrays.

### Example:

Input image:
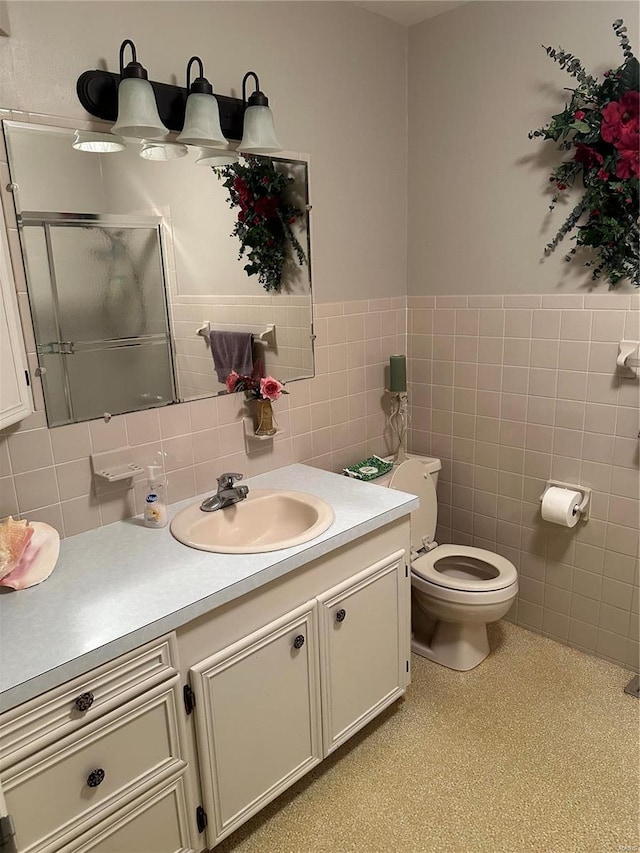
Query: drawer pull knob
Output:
[[74, 691, 95, 712], [336, 608, 347, 623], [87, 768, 105, 788], [293, 634, 305, 650]]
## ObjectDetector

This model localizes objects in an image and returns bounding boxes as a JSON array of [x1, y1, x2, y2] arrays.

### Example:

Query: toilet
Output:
[[384, 455, 518, 671]]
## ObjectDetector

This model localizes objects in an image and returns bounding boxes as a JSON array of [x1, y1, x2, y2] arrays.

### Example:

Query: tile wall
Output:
[[407, 292, 639, 671], [0, 298, 406, 538]]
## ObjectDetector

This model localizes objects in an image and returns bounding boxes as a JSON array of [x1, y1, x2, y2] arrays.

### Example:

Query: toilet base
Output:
[[412, 619, 490, 671]]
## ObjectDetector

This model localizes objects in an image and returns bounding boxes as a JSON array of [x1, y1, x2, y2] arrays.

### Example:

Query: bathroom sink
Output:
[[170, 489, 335, 554]]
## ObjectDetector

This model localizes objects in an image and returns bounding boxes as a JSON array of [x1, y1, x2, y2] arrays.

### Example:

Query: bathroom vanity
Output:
[[0, 465, 417, 852]]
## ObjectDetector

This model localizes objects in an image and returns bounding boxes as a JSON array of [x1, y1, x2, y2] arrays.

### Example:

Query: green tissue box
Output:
[[343, 455, 393, 481]]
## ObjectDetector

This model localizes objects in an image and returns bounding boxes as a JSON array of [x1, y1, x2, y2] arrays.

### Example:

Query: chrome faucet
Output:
[[200, 472, 249, 512]]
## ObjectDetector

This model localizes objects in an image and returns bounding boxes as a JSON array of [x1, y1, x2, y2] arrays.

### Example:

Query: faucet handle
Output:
[[217, 472, 244, 489]]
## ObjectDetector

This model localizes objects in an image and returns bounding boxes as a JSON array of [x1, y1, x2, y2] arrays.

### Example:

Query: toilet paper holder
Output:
[[539, 480, 591, 522]]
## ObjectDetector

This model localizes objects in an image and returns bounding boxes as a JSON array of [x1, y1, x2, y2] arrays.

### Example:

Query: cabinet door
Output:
[[190, 601, 322, 846], [0, 200, 32, 430], [318, 550, 408, 754]]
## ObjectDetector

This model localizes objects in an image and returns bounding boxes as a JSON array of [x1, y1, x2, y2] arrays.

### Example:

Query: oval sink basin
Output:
[[170, 489, 335, 554]]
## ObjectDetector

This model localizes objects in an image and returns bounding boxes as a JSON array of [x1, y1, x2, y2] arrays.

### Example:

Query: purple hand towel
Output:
[[209, 331, 254, 383]]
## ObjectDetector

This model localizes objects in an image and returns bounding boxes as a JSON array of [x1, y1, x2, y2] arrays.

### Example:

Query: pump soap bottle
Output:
[[144, 465, 168, 528]]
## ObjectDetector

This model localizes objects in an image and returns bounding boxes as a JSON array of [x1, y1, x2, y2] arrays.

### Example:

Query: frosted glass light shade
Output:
[[237, 105, 282, 153], [72, 130, 126, 153], [139, 141, 189, 161], [176, 93, 226, 147], [195, 147, 239, 166], [112, 77, 169, 140]]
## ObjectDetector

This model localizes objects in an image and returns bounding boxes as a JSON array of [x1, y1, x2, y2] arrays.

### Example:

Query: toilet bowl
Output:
[[385, 456, 518, 671]]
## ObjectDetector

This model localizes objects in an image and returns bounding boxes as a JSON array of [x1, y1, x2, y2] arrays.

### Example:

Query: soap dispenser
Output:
[[144, 465, 167, 528]]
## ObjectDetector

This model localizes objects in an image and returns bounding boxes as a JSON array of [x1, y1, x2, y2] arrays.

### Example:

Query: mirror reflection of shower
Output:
[[18, 212, 175, 426], [94, 226, 154, 338]]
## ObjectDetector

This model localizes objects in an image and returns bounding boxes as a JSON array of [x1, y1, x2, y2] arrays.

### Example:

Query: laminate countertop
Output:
[[0, 464, 418, 712]]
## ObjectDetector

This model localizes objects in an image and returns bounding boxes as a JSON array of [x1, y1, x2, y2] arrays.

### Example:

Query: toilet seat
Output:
[[412, 544, 518, 592]]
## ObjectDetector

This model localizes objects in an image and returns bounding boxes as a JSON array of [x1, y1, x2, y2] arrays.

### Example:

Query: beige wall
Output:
[[0, 0, 408, 303], [408, 0, 639, 295]]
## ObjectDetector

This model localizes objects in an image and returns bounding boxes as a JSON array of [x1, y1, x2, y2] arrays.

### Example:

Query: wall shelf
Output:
[[242, 417, 281, 442]]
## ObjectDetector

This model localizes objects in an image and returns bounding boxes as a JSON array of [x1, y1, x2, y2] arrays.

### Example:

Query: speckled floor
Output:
[[214, 622, 639, 853]]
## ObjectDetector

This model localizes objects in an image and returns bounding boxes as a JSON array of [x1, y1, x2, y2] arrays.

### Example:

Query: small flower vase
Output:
[[255, 399, 276, 436]]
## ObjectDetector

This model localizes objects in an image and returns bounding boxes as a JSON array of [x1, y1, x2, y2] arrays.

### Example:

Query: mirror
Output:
[[3, 120, 314, 427]]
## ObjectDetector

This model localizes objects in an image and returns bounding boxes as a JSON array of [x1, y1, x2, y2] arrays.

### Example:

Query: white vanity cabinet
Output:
[[178, 520, 410, 850], [0, 636, 194, 853], [0, 508, 412, 853]]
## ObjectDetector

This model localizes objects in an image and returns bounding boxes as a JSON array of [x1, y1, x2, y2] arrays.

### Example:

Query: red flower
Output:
[[254, 196, 279, 219], [225, 371, 240, 393], [618, 116, 639, 150], [556, 182, 567, 190], [260, 376, 284, 401], [601, 91, 640, 148], [616, 147, 640, 179], [596, 167, 610, 181], [233, 176, 251, 208], [574, 143, 603, 170], [574, 110, 586, 120]]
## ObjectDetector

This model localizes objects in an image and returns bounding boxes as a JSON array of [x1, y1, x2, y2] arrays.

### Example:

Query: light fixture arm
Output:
[[119, 39, 147, 79], [242, 71, 269, 107], [186, 56, 213, 95]]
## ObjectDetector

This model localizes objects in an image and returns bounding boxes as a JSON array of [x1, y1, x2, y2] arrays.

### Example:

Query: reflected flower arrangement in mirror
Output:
[[216, 155, 308, 292]]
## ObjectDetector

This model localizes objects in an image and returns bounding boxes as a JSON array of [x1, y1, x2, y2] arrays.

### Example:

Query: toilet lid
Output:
[[412, 544, 518, 591], [389, 459, 437, 555]]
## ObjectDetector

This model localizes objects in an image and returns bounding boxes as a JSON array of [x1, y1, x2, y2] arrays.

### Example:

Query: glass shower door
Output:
[[22, 214, 175, 426]]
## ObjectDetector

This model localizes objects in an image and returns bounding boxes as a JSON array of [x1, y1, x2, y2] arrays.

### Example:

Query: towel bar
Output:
[[196, 322, 276, 347]]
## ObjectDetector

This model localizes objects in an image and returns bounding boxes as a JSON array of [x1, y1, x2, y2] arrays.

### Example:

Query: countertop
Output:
[[0, 464, 418, 712]]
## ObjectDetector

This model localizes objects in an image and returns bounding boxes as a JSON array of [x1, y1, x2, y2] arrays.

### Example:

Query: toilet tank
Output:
[[373, 454, 441, 489], [419, 456, 441, 489]]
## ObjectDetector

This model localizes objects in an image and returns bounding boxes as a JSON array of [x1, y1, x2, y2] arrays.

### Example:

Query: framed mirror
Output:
[[3, 120, 314, 427]]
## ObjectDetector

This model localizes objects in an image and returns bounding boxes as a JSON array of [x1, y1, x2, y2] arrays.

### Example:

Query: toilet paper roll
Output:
[[541, 487, 582, 527]]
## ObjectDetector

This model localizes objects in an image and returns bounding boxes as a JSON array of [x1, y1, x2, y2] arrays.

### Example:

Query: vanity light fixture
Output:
[[176, 56, 227, 148], [72, 130, 126, 153], [237, 72, 282, 154], [76, 47, 283, 154], [111, 39, 169, 141]]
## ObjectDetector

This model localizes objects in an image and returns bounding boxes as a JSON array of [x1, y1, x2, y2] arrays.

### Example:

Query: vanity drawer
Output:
[[56, 774, 193, 853], [3, 677, 187, 853], [0, 634, 178, 769]]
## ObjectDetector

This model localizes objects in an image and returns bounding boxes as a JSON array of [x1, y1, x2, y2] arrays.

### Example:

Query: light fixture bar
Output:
[[76, 69, 245, 140]]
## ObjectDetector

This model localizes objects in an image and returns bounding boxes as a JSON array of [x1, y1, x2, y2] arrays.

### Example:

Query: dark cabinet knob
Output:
[[293, 635, 305, 649], [86, 768, 105, 788], [74, 691, 94, 712], [336, 609, 347, 623]]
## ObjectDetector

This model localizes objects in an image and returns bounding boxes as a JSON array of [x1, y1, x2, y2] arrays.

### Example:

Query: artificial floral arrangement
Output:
[[216, 156, 307, 293], [225, 371, 288, 402], [529, 19, 639, 288]]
